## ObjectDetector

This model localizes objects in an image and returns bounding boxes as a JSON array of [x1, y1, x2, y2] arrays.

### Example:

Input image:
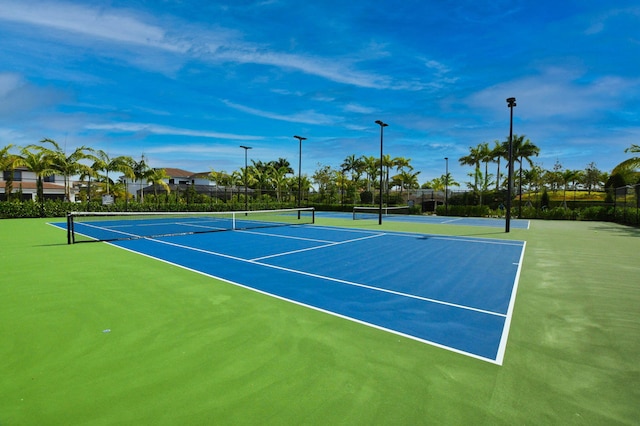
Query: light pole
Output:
[[375, 120, 388, 225], [293, 135, 306, 209], [444, 157, 449, 215], [240, 145, 252, 212], [506, 97, 516, 233]]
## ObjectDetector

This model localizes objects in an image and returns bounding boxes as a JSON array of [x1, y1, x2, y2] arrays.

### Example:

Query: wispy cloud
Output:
[[215, 49, 392, 89], [343, 103, 377, 114], [0, 0, 410, 90], [0, 0, 189, 52], [0, 72, 67, 116], [221, 100, 341, 125], [466, 66, 640, 120], [85, 122, 262, 141]]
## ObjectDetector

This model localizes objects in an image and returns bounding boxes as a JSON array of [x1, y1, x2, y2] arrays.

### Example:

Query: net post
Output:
[[232, 211, 237, 230], [312, 208, 315, 224], [66, 212, 73, 244]]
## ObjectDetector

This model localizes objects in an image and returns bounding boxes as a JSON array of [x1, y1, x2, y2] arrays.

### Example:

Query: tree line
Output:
[[1, 137, 639, 208]]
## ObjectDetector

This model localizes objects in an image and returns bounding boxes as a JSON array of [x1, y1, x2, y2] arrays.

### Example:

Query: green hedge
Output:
[[2, 200, 637, 226]]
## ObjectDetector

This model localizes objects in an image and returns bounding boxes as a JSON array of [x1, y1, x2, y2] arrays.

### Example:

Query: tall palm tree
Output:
[[395, 169, 420, 197], [511, 135, 540, 215], [133, 157, 151, 203], [250, 160, 268, 197], [93, 150, 135, 195], [491, 140, 508, 191], [459, 145, 482, 197], [361, 155, 378, 193], [271, 157, 294, 175], [20, 145, 56, 203], [393, 156, 412, 174], [146, 168, 171, 199], [268, 164, 290, 202], [476, 142, 493, 205], [382, 154, 395, 201], [522, 164, 544, 206], [38, 138, 95, 201], [0, 144, 20, 201]]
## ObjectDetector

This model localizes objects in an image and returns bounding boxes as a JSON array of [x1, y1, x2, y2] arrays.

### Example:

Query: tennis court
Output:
[[321, 210, 531, 229], [4, 217, 639, 425], [56, 208, 526, 364]]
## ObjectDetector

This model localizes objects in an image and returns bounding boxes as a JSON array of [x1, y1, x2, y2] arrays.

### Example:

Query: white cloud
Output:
[[216, 49, 391, 89], [466, 67, 640, 120], [0, 72, 68, 117], [85, 122, 262, 141], [0, 73, 23, 97], [0, 0, 189, 52], [343, 103, 377, 114], [0, 1, 424, 90], [221, 99, 341, 125]]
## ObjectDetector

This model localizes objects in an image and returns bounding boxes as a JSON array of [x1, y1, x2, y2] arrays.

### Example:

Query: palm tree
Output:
[[78, 165, 99, 204], [249, 160, 268, 197], [477, 142, 493, 205], [20, 145, 56, 203], [393, 156, 412, 174], [268, 164, 290, 202], [382, 154, 395, 201], [93, 150, 135, 195], [271, 157, 294, 175], [612, 144, 640, 176], [459, 145, 482, 199], [561, 169, 581, 206], [361, 155, 378, 193], [395, 169, 420, 199], [0, 144, 20, 201], [133, 157, 151, 202], [491, 140, 508, 191], [146, 168, 171, 199], [523, 164, 544, 207], [38, 138, 95, 201], [511, 135, 540, 215]]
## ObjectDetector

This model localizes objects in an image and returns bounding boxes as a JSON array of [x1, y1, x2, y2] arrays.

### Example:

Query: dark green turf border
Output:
[[1, 217, 638, 425]]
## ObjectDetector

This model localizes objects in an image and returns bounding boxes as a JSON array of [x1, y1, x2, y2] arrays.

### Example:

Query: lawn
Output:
[[1, 217, 638, 425]]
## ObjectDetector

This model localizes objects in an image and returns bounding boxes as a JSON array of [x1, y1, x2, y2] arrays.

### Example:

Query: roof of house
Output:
[[190, 171, 211, 179], [0, 181, 65, 191], [159, 168, 195, 178]]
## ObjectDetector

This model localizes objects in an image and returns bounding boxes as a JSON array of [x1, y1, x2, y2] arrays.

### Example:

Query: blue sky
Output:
[[1, 0, 638, 184]]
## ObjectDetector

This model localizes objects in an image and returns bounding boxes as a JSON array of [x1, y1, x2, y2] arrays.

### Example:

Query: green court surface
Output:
[[1, 217, 638, 425]]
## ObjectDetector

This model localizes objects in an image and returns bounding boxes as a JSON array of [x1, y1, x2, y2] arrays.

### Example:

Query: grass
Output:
[[1, 217, 638, 425]]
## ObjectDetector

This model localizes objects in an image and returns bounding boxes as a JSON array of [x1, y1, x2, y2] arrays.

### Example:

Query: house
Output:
[[0, 167, 72, 201], [122, 168, 250, 201]]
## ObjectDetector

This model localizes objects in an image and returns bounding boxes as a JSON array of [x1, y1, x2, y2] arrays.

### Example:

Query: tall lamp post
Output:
[[240, 145, 252, 212], [375, 120, 388, 225], [444, 157, 449, 215], [293, 135, 306, 209], [506, 97, 516, 233]]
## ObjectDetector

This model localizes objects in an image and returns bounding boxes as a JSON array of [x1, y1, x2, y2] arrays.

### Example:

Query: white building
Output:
[[0, 167, 72, 201]]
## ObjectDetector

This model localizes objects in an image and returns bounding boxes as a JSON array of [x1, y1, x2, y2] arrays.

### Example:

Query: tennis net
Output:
[[352, 206, 409, 220], [66, 207, 315, 244]]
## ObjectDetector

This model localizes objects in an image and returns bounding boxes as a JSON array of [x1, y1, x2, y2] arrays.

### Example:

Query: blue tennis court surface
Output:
[[59, 218, 526, 364]]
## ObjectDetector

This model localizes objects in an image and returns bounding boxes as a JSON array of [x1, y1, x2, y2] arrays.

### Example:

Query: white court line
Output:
[[104, 239, 500, 365], [495, 241, 527, 365], [250, 233, 386, 261], [139, 235, 506, 319], [441, 217, 465, 224], [237, 229, 336, 244]]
